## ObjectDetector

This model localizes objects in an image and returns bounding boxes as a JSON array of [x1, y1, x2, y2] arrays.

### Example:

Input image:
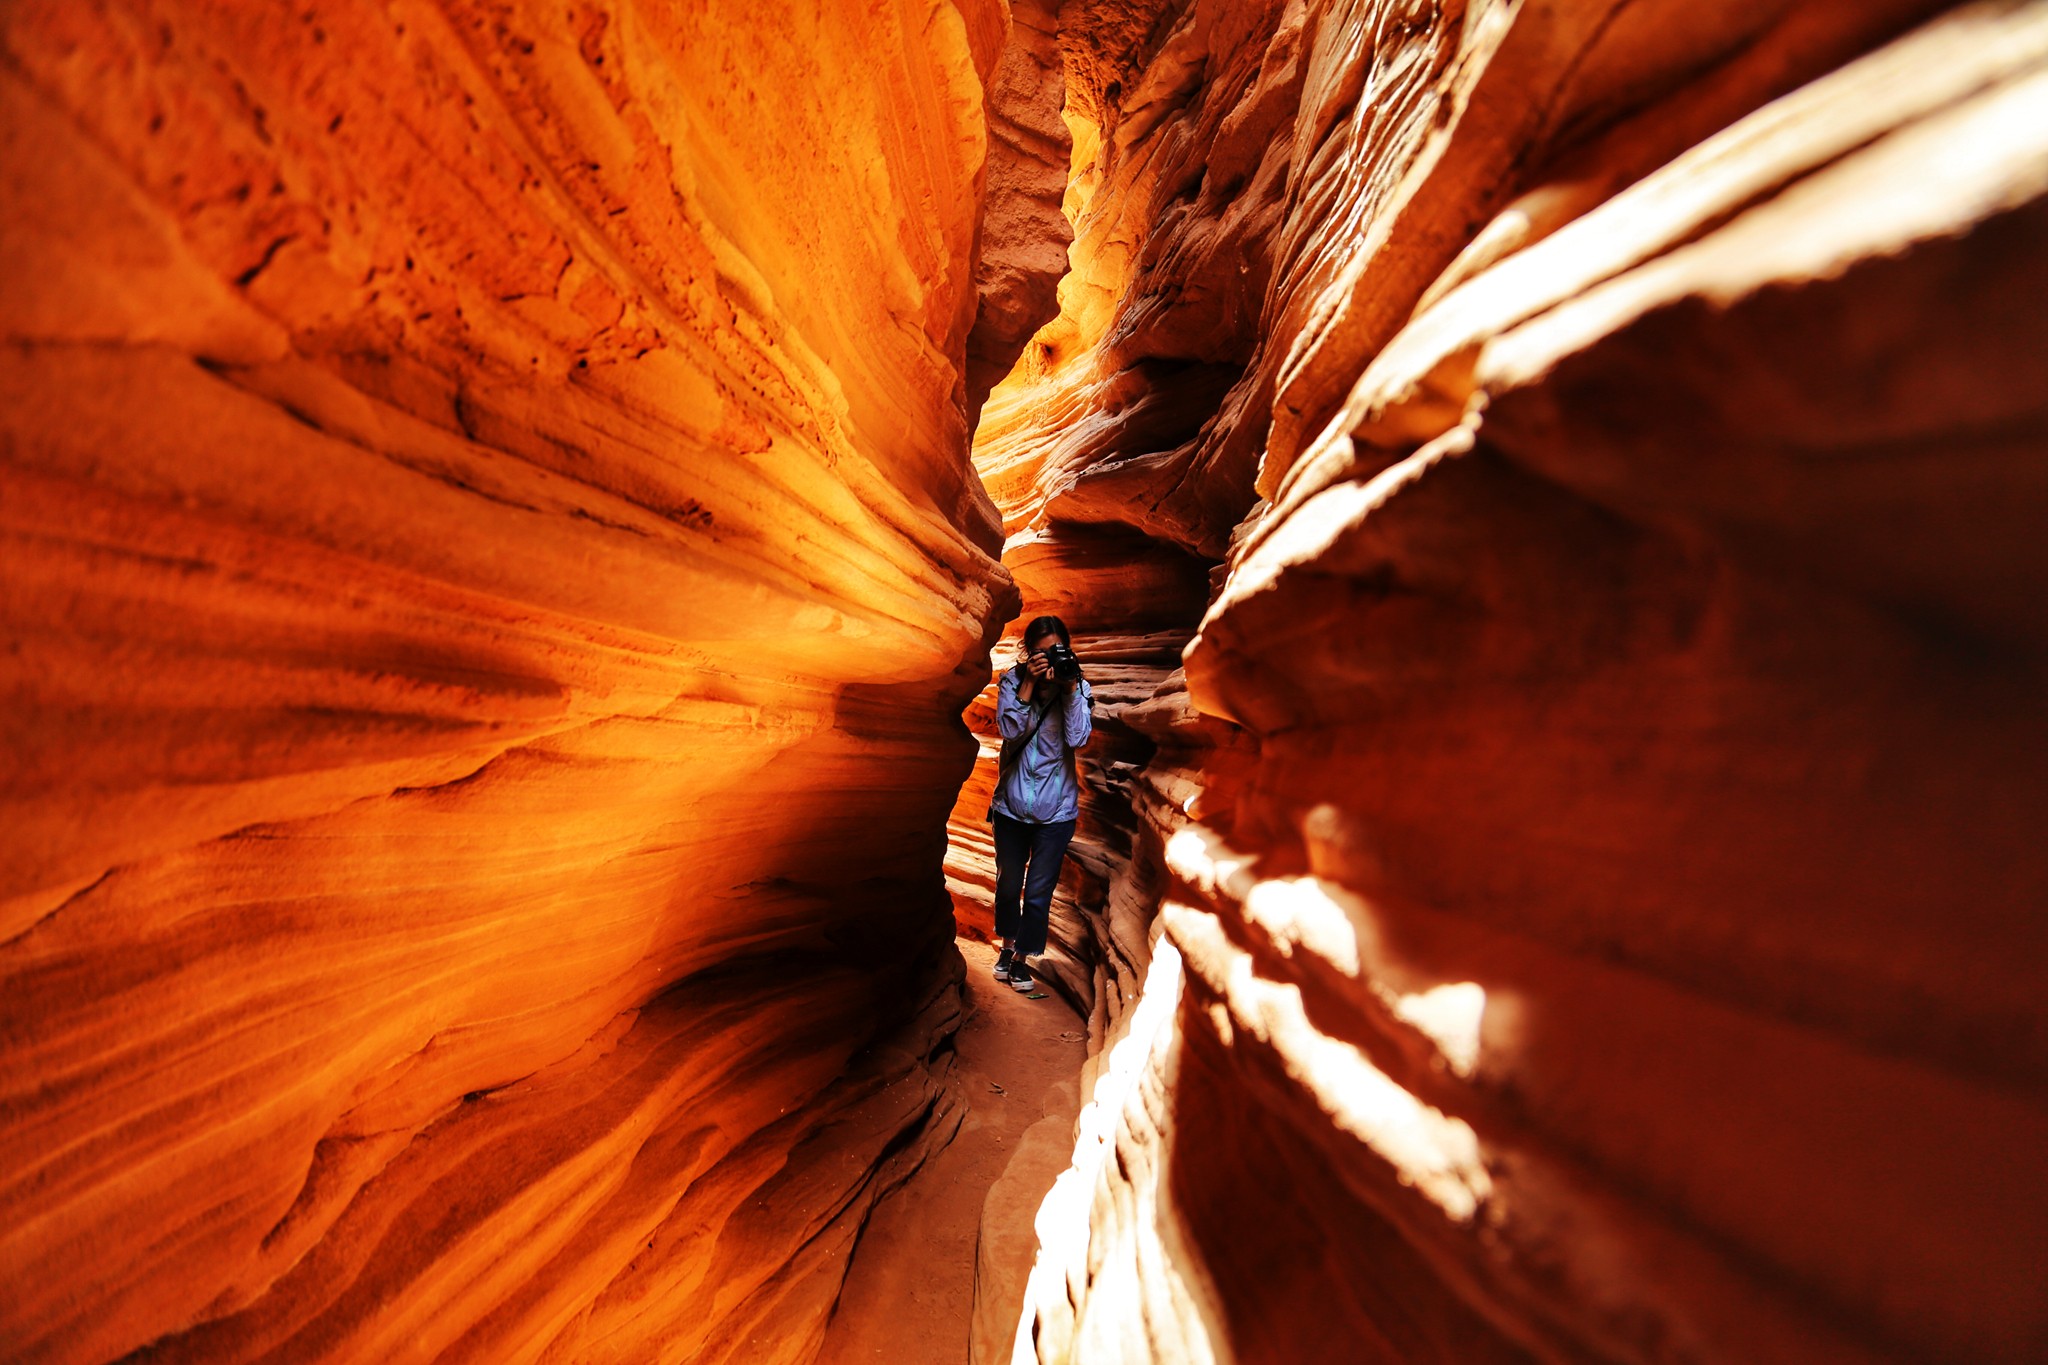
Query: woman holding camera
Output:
[[987, 614, 1093, 996]]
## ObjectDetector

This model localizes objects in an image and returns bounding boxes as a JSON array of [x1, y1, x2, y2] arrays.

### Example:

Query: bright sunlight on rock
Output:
[[4, 2, 2046, 1364]]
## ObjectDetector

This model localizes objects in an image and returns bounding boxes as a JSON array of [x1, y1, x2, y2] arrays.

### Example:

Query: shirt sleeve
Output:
[[996, 666, 1033, 739], [1063, 678, 1093, 749]]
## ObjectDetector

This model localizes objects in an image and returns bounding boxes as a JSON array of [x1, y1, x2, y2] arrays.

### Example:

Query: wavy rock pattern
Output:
[[966, 0, 1074, 422], [980, 1, 2048, 1362], [9, 1, 2048, 1362], [0, 2, 1032, 1361]]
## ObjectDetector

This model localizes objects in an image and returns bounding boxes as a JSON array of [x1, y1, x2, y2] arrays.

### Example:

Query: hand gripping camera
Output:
[[1039, 641, 1083, 683]]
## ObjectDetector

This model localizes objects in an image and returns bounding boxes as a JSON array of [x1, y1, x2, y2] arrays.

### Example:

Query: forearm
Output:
[[1062, 681, 1093, 747], [995, 672, 1031, 737]]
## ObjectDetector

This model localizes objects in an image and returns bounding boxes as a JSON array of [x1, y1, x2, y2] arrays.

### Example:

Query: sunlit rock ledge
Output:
[[976, 2, 2048, 1362]]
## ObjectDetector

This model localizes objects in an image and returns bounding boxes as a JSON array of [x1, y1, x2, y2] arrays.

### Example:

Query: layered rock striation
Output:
[[9, 1, 2048, 1361], [975, 1, 2048, 1362], [0, 2, 1035, 1361]]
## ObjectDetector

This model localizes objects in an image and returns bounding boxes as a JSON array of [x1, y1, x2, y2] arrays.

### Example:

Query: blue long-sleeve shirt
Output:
[[990, 666, 1093, 824]]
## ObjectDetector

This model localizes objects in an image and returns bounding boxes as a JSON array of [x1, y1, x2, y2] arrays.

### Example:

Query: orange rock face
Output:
[[10, 1, 2048, 1362], [0, 2, 1029, 1361], [978, 2, 2048, 1363]]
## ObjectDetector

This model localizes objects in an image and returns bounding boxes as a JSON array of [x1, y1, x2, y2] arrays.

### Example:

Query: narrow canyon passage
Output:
[[4, 2, 2048, 1365]]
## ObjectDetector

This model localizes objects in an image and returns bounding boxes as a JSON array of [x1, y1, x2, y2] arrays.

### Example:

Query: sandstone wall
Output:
[[983, 1, 2048, 1361], [0, 3, 1029, 1362]]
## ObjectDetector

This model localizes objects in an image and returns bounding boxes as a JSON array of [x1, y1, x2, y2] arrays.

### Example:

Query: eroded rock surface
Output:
[[0, 3, 1037, 1362], [8, 0, 2048, 1362], [973, 2, 2048, 1362]]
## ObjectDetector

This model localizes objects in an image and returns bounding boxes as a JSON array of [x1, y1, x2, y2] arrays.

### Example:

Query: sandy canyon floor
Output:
[[817, 940, 1086, 1364]]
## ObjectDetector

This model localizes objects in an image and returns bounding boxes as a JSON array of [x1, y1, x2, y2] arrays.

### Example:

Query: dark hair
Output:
[[1021, 615, 1071, 649]]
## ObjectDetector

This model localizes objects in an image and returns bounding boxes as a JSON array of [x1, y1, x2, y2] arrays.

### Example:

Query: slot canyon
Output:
[[3, 0, 2045, 1361]]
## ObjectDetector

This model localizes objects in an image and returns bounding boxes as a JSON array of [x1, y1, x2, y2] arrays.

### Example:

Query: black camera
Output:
[[1039, 641, 1082, 683]]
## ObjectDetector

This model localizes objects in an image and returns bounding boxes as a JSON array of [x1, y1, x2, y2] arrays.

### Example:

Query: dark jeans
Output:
[[992, 812, 1076, 958]]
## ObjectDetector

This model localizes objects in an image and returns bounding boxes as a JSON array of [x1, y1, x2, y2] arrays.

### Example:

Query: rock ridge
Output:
[[961, 2, 2048, 1362]]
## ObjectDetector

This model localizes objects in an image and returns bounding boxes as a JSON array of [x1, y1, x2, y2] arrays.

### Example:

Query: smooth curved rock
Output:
[[0, 2, 1029, 1361], [10, 1, 2048, 1361]]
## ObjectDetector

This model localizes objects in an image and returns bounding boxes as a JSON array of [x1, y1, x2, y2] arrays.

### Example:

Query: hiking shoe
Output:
[[1008, 961, 1036, 993], [993, 948, 1014, 982]]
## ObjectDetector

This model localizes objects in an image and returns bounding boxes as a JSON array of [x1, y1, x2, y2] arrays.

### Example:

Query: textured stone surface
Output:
[[0, 2, 1029, 1362], [981, 2, 2048, 1363], [10, 1, 2048, 1361], [965, 0, 1074, 423]]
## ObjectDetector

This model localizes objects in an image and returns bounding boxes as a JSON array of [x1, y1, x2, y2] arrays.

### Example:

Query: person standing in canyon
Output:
[[988, 615, 1093, 996]]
